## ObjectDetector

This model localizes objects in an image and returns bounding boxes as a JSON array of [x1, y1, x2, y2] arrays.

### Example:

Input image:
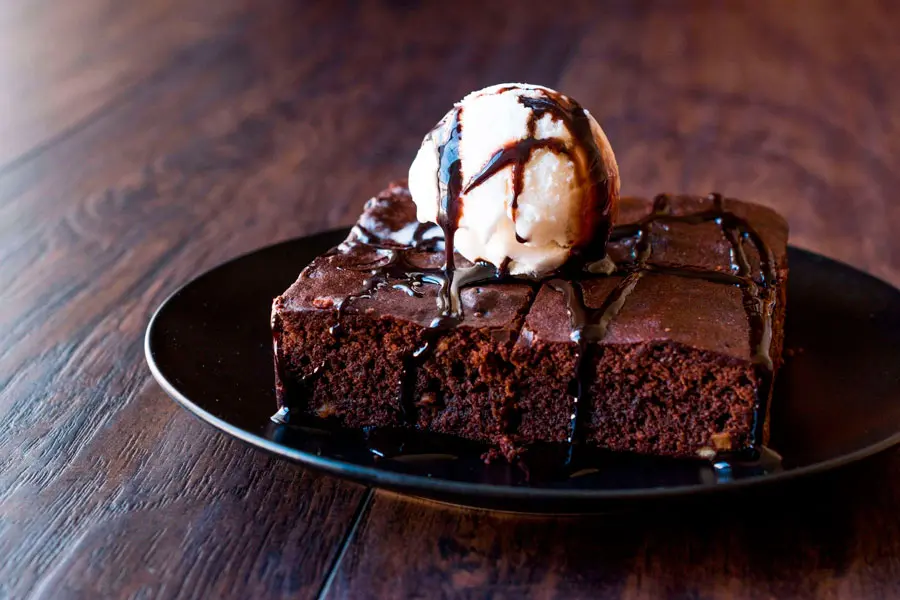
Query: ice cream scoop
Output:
[[408, 83, 619, 277]]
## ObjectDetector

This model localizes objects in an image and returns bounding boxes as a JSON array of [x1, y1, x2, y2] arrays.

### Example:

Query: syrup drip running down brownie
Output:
[[271, 84, 788, 460]]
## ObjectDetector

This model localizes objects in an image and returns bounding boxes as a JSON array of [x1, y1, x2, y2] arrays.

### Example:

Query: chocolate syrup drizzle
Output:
[[547, 193, 776, 448], [325, 88, 777, 457], [334, 227, 442, 309], [463, 91, 613, 249], [465, 133, 568, 244]]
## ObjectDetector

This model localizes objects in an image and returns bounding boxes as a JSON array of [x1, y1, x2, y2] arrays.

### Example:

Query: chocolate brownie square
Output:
[[272, 182, 788, 459]]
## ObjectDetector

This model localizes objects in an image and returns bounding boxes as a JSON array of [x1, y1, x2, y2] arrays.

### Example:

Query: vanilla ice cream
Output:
[[408, 83, 619, 276]]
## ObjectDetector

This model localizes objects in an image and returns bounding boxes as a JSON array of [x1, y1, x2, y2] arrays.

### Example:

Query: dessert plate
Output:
[[145, 229, 900, 512]]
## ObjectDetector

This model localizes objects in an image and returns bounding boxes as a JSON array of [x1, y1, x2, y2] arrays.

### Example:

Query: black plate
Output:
[[146, 230, 900, 512]]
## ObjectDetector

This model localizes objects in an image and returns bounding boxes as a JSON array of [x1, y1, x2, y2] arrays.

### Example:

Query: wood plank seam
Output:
[[316, 487, 374, 600]]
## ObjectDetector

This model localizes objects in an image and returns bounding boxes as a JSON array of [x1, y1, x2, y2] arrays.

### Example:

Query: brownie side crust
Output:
[[272, 183, 789, 459]]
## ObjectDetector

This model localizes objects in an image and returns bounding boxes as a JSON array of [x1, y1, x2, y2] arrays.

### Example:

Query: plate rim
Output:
[[144, 231, 900, 502]]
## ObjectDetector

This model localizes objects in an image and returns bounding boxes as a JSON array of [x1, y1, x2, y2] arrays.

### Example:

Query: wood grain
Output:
[[0, 0, 897, 598], [329, 456, 900, 599]]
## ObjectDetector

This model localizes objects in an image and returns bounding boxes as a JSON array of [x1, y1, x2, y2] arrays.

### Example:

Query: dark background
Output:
[[1, 1, 898, 598]]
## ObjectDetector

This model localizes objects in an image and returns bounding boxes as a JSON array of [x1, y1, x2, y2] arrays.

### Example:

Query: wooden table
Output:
[[2, 1, 898, 597]]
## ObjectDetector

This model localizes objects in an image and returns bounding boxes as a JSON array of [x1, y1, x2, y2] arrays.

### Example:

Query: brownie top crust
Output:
[[524, 193, 788, 359], [279, 183, 535, 333], [279, 181, 788, 366]]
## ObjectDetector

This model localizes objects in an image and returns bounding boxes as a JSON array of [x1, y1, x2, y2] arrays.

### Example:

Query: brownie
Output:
[[271, 181, 789, 459]]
